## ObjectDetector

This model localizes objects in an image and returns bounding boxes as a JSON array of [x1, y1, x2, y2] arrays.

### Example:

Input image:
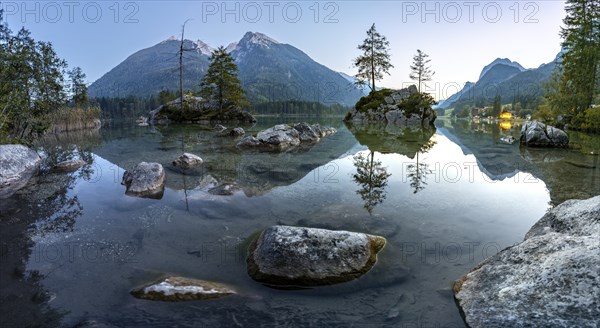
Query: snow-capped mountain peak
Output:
[[195, 40, 215, 56], [225, 42, 239, 53], [161, 35, 178, 44], [240, 32, 279, 47]]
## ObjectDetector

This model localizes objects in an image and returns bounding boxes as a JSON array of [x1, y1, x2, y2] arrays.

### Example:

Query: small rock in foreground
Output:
[[131, 276, 236, 301]]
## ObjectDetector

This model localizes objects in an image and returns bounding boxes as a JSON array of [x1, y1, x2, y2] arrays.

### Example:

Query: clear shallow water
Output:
[[1, 118, 598, 327]]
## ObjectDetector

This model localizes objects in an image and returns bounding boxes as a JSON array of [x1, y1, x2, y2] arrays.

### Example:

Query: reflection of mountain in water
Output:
[[439, 120, 600, 205], [93, 122, 358, 196]]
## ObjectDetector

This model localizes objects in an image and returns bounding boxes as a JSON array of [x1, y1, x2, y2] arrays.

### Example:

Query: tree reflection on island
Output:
[[352, 151, 391, 214]]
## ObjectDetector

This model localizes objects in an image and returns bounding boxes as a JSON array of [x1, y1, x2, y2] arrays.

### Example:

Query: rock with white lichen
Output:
[[247, 225, 386, 287], [131, 276, 236, 301], [454, 195, 600, 328]]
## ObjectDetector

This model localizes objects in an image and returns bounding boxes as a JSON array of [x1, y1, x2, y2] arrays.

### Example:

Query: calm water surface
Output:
[[1, 118, 598, 327]]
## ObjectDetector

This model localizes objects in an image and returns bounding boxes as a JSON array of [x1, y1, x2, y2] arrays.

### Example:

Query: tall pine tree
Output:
[[199, 46, 248, 111], [409, 50, 435, 93], [555, 0, 600, 125], [353, 23, 393, 92]]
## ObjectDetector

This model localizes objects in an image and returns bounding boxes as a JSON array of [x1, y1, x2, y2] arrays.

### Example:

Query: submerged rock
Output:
[[247, 225, 386, 287], [499, 136, 516, 144], [520, 121, 569, 147], [131, 276, 236, 301], [53, 159, 87, 172], [0, 144, 41, 198], [454, 196, 600, 328], [173, 153, 203, 169], [208, 183, 240, 196], [214, 124, 227, 132], [121, 162, 166, 199], [237, 123, 336, 151]]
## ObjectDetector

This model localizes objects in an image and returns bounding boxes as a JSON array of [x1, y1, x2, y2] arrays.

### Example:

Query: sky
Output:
[[1, 0, 567, 100]]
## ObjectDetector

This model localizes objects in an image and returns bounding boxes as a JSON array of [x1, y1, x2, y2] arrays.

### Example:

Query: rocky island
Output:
[[344, 85, 437, 126], [148, 95, 256, 125]]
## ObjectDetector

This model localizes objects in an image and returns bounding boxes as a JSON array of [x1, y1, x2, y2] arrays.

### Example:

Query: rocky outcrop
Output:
[[53, 159, 87, 172], [148, 95, 256, 124], [247, 225, 386, 287], [0, 144, 41, 198], [454, 196, 600, 328], [520, 121, 569, 147], [131, 276, 236, 301], [173, 153, 203, 169], [345, 85, 436, 126], [237, 123, 336, 152], [121, 162, 166, 199], [217, 127, 245, 137]]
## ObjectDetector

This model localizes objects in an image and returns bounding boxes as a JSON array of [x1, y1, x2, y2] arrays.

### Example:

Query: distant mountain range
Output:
[[437, 55, 560, 110], [88, 32, 363, 106]]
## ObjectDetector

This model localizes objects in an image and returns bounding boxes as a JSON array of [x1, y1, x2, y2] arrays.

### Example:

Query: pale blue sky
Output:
[[2, 1, 566, 100]]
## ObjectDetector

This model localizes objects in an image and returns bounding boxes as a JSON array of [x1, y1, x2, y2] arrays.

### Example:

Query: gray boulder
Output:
[[294, 122, 321, 143], [247, 225, 386, 287], [173, 153, 203, 169], [520, 121, 569, 147], [0, 144, 41, 198], [54, 159, 87, 172], [230, 127, 245, 137], [236, 123, 336, 151], [454, 196, 600, 328], [131, 276, 236, 301], [121, 162, 166, 199]]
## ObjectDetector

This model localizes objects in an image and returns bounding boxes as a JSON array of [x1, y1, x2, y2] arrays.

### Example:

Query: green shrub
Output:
[[355, 89, 395, 112]]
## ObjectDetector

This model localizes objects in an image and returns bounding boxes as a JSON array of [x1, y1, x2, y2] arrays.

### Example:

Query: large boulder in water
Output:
[[247, 225, 386, 287], [520, 121, 569, 147], [236, 123, 336, 152], [121, 162, 166, 199], [131, 276, 236, 301], [0, 144, 41, 198], [454, 196, 600, 328]]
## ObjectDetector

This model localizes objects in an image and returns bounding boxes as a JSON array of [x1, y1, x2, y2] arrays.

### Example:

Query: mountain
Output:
[[478, 58, 525, 80], [436, 82, 474, 109], [89, 32, 363, 106], [438, 55, 559, 110], [88, 38, 210, 99]]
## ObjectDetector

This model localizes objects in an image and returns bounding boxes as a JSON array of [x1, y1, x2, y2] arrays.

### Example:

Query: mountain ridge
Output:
[[89, 32, 363, 106]]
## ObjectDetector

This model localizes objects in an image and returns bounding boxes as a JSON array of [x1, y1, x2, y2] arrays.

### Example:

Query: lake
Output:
[[1, 117, 598, 327]]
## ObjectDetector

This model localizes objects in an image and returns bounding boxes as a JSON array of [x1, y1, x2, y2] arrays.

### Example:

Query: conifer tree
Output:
[[199, 46, 248, 110], [353, 24, 393, 92]]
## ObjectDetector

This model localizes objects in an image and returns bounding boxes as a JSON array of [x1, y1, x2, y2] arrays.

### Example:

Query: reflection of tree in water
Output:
[[406, 138, 436, 194], [352, 151, 391, 214]]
